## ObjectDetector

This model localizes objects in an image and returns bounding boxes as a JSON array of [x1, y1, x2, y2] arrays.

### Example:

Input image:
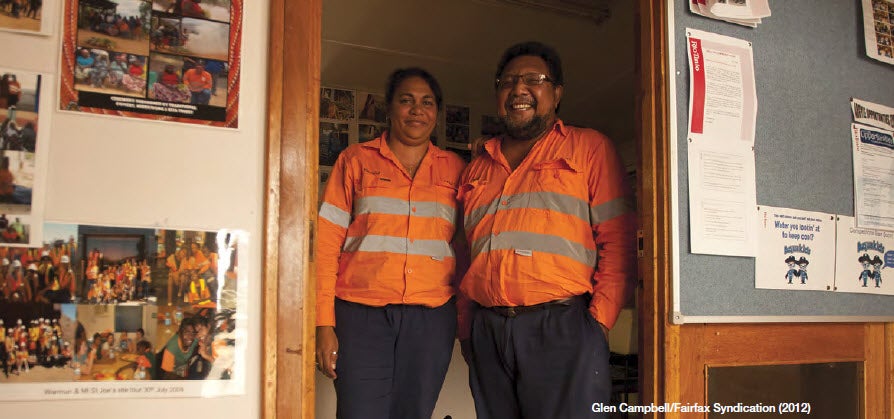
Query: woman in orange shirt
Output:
[[315, 68, 465, 419]]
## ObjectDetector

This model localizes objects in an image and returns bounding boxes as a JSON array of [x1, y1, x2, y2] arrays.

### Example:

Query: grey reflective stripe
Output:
[[342, 235, 454, 258], [590, 197, 633, 224], [319, 203, 351, 229], [470, 231, 596, 267], [502, 191, 589, 223], [465, 192, 588, 231], [465, 197, 500, 233], [355, 196, 455, 223]]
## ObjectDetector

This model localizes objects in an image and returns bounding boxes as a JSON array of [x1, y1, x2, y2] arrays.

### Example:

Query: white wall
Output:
[[1, 0, 268, 416]]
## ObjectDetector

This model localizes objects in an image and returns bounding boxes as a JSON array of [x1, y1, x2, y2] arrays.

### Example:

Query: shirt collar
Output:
[[360, 131, 446, 158], [483, 118, 566, 160]]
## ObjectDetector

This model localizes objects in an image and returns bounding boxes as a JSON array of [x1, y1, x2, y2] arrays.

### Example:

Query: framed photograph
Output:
[[60, 0, 243, 127]]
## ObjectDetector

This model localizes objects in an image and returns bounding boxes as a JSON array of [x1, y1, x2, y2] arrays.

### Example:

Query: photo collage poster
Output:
[[0, 223, 248, 401], [59, 0, 243, 127], [863, 0, 894, 65], [0, 67, 50, 248]]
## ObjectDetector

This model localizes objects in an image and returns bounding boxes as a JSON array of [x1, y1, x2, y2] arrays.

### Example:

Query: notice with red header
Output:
[[686, 28, 756, 146]]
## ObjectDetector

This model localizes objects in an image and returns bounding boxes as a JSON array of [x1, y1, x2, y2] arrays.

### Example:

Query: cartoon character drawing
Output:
[[784, 255, 798, 284], [871, 255, 883, 288], [858, 253, 872, 287], [796, 257, 809, 284]]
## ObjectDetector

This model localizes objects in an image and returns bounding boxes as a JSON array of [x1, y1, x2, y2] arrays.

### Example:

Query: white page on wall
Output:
[[851, 98, 894, 132], [688, 139, 757, 256], [755, 206, 836, 291], [686, 28, 757, 146], [851, 123, 894, 231], [834, 215, 894, 295]]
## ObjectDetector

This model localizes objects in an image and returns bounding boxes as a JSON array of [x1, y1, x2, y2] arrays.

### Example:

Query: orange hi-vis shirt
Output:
[[457, 120, 636, 332], [315, 134, 466, 327]]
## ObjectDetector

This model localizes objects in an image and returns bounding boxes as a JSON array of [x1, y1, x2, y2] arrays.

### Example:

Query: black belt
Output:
[[485, 296, 578, 318]]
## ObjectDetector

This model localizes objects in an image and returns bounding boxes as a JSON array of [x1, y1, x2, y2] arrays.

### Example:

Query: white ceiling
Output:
[[321, 0, 637, 168]]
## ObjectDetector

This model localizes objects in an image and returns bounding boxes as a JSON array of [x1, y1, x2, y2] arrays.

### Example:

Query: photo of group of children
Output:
[[0, 223, 244, 384], [61, 0, 241, 126]]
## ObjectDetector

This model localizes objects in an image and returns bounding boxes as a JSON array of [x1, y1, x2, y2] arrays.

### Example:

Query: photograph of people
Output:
[[0, 304, 76, 382], [0, 0, 43, 33], [315, 67, 466, 418], [153, 0, 231, 22], [76, 0, 151, 57], [147, 53, 191, 103], [0, 70, 40, 153]]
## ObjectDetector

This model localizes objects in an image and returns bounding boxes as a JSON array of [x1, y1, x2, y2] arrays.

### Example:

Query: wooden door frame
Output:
[[263, 0, 321, 418]]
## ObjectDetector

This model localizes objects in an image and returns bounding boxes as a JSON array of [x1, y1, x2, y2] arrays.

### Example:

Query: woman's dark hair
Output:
[[385, 67, 443, 110], [494, 41, 564, 88]]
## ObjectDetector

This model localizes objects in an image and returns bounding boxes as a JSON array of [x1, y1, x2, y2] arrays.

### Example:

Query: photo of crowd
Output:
[[73, 48, 149, 98], [0, 0, 43, 34], [0, 224, 244, 385], [869, 0, 894, 61], [77, 0, 151, 56]]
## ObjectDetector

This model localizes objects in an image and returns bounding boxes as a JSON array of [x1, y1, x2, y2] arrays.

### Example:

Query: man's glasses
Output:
[[495, 72, 555, 89]]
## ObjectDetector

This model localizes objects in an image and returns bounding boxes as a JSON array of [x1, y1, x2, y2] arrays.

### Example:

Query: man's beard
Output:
[[501, 113, 551, 141]]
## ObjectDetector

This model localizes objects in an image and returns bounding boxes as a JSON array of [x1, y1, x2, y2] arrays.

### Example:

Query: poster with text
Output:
[[834, 216, 894, 295], [0, 223, 248, 401], [59, 0, 242, 128], [862, 0, 894, 65], [755, 206, 836, 291], [0, 67, 50, 248], [851, 123, 894, 231]]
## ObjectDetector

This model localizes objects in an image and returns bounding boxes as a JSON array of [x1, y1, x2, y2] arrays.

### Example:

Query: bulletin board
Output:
[[0, 0, 267, 416], [670, 0, 894, 323]]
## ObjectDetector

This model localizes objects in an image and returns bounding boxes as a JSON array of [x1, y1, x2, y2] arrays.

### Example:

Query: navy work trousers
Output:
[[333, 297, 456, 419], [468, 295, 611, 418]]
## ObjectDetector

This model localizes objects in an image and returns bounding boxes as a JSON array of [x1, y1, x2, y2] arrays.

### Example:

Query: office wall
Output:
[[1, 0, 269, 416]]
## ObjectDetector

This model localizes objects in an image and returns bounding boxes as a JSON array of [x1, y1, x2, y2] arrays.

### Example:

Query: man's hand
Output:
[[315, 326, 338, 379]]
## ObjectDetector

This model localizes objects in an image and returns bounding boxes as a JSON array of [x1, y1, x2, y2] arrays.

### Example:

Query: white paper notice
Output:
[[851, 98, 894, 132], [834, 215, 894, 295], [851, 123, 894, 231], [686, 28, 757, 145], [688, 140, 757, 256], [755, 206, 836, 291]]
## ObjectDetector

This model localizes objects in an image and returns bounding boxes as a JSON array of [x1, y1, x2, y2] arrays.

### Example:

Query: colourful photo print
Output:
[[60, 0, 242, 127], [0, 223, 246, 398]]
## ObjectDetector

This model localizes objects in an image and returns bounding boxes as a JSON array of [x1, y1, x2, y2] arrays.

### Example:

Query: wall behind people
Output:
[[0, 1, 269, 417]]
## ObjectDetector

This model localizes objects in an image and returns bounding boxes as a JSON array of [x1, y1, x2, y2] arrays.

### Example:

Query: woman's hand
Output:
[[315, 326, 339, 379]]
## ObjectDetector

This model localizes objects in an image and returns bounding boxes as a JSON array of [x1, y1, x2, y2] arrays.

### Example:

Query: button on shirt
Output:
[[316, 135, 466, 327], [457, 120, 636, 332]]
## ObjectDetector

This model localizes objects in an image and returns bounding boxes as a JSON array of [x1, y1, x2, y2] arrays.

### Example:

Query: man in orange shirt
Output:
[[457, 41, 636, 418], [182, 60, 212, 105]]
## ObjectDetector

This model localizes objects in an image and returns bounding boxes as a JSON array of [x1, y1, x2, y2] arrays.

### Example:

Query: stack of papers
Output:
[[690, 0, 771, 28]]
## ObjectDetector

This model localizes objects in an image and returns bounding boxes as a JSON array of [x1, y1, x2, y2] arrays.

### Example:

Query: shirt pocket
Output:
[[532, 157, 584, 195]]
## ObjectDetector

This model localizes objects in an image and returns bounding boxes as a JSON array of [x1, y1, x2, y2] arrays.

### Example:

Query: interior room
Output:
[[315, 0, 639, 416]]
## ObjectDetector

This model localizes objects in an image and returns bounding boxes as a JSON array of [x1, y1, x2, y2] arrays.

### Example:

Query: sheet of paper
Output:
[[755, 206, 836, 291], [686, 29, 757, 145], [851, 123, 894, 231], [834, 216, 894, 295], [690, 0, 769, 27], [851, 98, 894, 131], [687, 140, 757, 256]]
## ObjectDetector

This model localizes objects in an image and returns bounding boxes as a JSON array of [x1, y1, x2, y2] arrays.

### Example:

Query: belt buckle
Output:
[[505, 307, 518, 317]]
